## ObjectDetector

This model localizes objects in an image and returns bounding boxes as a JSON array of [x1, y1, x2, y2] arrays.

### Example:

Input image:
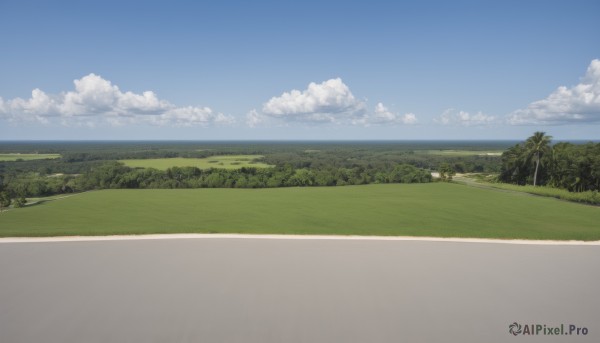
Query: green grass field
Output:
[[0, 153, 61, 161], [119, 155, 271, 170], [1, 183, 599, 240], [484, 182, 600, 205]]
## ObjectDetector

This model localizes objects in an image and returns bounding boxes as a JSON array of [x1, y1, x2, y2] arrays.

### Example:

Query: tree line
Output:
[[0, 162, 432, 199], [499, 132, 600, 192]]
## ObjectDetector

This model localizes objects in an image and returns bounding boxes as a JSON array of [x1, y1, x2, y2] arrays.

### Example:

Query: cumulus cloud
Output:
[[151, 106, 234, 127], [257, 79, 418, 127], [372, 102, 417, 125], [435, 108, 496, 126], [245, 109, 268, 128], [0, 89, 58, 123], [403, 113, 418, 124], [261, 78, 366, 123], [508, 59, 600, 125], [0, 73, 233, 126], [353, 103, 417, 126]]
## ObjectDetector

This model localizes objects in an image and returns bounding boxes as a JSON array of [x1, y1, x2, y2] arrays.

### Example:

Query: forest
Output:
[[0, 141, 504, 201], [498, 132, 600, 192]]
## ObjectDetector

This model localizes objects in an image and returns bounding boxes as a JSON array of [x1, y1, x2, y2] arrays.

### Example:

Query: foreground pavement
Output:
[[1, 236, 598, 342]]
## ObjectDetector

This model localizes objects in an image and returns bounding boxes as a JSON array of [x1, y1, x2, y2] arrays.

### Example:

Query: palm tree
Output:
[[500, 144, 527, 184], [525, 131, 552, 186]]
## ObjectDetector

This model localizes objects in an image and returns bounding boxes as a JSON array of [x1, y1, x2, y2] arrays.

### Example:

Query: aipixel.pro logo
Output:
[[509, 322, 589, 336]]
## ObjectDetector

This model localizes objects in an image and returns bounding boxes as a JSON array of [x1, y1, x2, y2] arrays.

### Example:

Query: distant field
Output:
[[119, 155, 271, 170], [422, 150, 503, 156], [0, 153, 61, 161], [1, 183, 599, 240]]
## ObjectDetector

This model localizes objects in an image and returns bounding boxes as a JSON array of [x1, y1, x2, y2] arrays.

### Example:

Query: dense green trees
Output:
[[0, 141, 506, 199], [438, 163, 456, 182], [499, 133, 600, 192], [0, 162, 434, 198], [547, 142, 600, 192], [388, 164, 432, 183], [0, 191, 10, 212], [13, 197, 27, 208]]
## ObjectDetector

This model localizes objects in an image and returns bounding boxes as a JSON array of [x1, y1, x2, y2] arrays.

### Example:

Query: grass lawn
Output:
[[1, 183, 599, 240], [0, 153, 61, 161], [119, 155, 271, 170]]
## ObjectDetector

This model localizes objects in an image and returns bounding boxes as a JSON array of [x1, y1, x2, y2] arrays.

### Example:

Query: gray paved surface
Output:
[[1, 238, 598, 342]]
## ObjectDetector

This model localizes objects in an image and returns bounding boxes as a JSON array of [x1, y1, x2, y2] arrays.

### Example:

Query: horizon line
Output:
[[0, 138, 598, 142]]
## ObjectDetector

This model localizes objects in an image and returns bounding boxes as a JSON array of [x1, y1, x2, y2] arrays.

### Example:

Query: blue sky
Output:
[[1, 0, 599, 140]]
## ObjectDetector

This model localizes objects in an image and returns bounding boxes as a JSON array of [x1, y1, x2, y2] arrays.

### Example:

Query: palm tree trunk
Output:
[[533, 154, 540, 186]]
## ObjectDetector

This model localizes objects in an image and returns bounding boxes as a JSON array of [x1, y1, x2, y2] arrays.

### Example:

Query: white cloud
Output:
[[245, 109, 268, 128], [150, 106, 235, 127], [258, 79, 418, 127], [372, 102, 417, 125], [261, 78, 366, 123], [353, 102, 418, 126], [509, 59, 600, 125], [0, 73, 233, 126], [373, 102, 395, 121], [0, 89, 58, 123], [435, 108, 496, 126], [402, 113, 418, 125]]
